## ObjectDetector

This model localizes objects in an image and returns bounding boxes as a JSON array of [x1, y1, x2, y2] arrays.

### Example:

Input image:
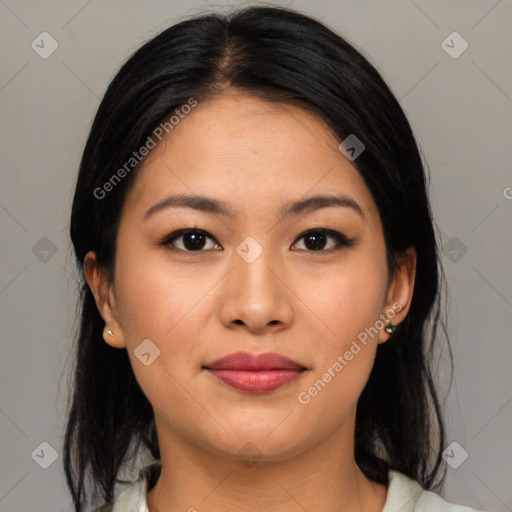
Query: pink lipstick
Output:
[[203, 351, 307, 392]]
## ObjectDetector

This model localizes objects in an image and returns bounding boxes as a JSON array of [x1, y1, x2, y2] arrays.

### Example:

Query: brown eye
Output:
[[161, 227, 356, 253], [162, 229, 221, 252], [292, 229, 356, 252]]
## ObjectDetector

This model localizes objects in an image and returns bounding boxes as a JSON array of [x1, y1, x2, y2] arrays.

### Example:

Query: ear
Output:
[[378, 247, 417, 344], [83, 251, 126, 349]]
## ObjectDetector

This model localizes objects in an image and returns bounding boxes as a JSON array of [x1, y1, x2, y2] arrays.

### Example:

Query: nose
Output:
[[218, 244, 294, 335]]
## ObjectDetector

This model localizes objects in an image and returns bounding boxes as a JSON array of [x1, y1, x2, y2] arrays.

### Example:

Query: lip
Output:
[[203, 351, 307, 393]]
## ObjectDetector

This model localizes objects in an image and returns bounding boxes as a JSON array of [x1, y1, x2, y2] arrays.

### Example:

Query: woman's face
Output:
[[85, 92, 415, 462]]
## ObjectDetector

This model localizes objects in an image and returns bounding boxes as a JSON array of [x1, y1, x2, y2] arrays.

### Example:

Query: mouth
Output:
[[202, 351, 308, 393]]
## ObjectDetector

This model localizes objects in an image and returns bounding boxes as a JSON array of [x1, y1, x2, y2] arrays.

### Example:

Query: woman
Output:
[[64, 5, 489, 512]]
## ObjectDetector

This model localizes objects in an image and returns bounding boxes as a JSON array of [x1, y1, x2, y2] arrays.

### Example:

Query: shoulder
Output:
[[384, 469, 489, 512], [109, 461, 161, 512], [415, 488, 489, 512]]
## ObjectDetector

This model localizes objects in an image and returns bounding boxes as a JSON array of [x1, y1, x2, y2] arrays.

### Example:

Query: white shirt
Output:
[[107, 461, 488, 512]]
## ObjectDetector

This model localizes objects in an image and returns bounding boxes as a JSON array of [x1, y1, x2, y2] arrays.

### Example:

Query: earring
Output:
[[107, 329, 114, 337], [385, 322, 397, 335]]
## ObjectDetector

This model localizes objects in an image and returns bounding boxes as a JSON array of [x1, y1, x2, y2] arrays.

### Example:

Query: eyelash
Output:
[[159, 227, 357, 253]]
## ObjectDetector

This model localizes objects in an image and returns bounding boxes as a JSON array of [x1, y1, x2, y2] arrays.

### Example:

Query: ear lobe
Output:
[[83, 251, 126, 349], [378, 247, 417, 343]]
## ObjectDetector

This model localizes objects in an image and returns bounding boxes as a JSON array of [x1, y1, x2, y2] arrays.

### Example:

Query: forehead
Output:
[[123, 93, 379, 225]]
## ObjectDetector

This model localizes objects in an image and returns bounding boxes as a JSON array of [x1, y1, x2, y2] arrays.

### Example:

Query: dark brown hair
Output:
[[64, 5, 452, 511]]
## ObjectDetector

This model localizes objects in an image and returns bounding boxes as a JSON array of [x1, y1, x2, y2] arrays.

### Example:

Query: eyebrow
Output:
[[143, 193, 365, 221]]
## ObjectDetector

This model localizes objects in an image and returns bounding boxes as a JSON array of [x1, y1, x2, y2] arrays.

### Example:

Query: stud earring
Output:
[[107, 329, 114, 337], [385, 322, 397, 335]]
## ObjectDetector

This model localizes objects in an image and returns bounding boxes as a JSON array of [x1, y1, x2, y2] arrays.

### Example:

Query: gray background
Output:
[[0, 0, 511, 511]]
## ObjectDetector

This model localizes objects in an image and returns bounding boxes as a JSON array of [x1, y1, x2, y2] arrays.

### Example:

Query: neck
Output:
[[146, 419, 387, 512]]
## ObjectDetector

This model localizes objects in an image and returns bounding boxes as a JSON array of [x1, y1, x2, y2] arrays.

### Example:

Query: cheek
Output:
[[113, 243, 209, 341], [294, 270, 386, 433], [295, 344, 376, 443], [112, 251, 210, 417], [295, 253, 388, 421], [112, 247, 221, 395], [310, 260, 387, 348]]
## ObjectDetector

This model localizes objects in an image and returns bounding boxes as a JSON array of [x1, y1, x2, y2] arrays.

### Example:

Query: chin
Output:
[[203, 428, 308, 463]]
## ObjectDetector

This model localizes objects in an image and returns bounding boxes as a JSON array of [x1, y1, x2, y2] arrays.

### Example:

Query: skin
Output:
[[85, 92, 416, 512]]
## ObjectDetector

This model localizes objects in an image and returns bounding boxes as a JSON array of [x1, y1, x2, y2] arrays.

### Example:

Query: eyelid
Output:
[[291, 228, 357, 249], [160, 227, 357, 252], [160, 228, 220, 250]]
